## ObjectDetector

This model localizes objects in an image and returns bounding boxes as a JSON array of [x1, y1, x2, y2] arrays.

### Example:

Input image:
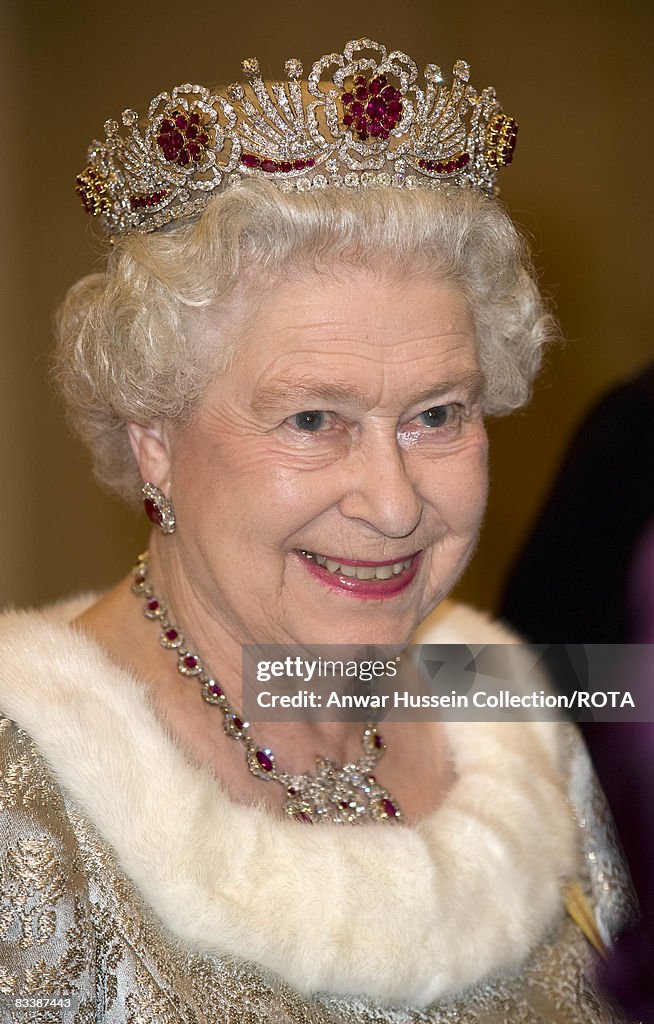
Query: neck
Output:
[[74, 541, 455, 819], [75, 549, 377, 764]]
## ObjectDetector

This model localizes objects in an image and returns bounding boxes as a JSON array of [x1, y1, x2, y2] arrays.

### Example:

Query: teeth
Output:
[[339, 564, 357, 577], [355, 566, 376, 580], [301, 551, 414, 580]]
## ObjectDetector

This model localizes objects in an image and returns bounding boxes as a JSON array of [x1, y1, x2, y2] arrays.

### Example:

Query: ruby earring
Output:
[[142, 482, 176, 535]]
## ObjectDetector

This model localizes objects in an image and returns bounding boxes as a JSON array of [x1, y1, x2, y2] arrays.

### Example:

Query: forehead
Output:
[[231, 268, 478, 387]]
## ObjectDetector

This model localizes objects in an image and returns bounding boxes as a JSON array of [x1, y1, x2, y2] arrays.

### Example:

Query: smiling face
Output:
[[150, 267, 488, 648]]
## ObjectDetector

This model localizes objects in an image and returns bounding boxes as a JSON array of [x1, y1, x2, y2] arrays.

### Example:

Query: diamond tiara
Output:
[[76, 38, 518, 238]]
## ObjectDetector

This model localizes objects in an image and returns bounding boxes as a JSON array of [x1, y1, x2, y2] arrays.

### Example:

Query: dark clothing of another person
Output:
[[500, 364, 654, 644], [500, 364, 654, 1022]]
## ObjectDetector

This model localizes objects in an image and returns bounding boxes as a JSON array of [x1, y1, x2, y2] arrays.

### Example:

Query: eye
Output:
[[419, 405, 455, 427], [292, 411, 326, 432]]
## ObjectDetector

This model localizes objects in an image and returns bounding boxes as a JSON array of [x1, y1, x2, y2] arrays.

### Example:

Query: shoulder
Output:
[[0, 596, 98, 677], [0, 597, 119, 727]]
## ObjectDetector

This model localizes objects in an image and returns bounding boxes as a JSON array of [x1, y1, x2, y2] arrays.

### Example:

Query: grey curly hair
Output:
[[54, 179, 556, 504]]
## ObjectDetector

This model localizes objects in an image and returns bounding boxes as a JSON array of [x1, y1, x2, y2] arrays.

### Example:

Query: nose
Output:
[[338, 429, 423, 539]]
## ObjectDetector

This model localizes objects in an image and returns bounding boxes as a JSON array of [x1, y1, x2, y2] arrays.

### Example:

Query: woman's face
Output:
[[167, 267, 488, 646]]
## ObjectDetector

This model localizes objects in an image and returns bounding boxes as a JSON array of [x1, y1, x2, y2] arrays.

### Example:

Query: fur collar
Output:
[[0, 600, 576, 1006]]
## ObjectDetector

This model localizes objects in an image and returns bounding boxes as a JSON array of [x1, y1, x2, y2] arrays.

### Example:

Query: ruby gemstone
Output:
[[184, 654, 198, 669], [165, 628, 178, 641], [147, 599, 159, 612], [342, 91, 354, 105], [374, 733, 383, 748], [280, 161, 293, 172], [134, 575, 146, 586], [233, 716, 244, 731], [256, 750, 273, 772], [305, 158, 315, 167], [354, 75, 366, 87], [382, 798, 398, 817], [261, 159, 277, 173], [144, 497, 163, 525], [175, 114, 188, 128], [241, 153, 260, 168], [367, 97, 386, 118], [355, 86, 368, 101], [189, 112, 200, 125], [208, 682, 223, 697]]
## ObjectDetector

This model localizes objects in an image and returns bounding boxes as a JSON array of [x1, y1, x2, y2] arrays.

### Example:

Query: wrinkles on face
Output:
[[166, 269, 488, 649]]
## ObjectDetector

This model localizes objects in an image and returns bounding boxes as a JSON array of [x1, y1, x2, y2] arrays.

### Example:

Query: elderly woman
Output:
[[0, 39, 634, 1024]]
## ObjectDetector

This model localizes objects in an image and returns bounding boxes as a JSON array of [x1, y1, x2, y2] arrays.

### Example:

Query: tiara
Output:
[[76, 38, 517, 238]]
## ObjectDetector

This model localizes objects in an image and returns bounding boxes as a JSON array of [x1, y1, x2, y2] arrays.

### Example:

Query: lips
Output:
[[296, 548, 421, 598]]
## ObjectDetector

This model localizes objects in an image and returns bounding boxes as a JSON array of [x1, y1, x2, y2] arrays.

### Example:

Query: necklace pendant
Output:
[[281, 757, 402, 824]]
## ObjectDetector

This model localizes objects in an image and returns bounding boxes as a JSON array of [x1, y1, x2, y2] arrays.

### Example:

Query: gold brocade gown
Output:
[[0, 603, 637, 1024]]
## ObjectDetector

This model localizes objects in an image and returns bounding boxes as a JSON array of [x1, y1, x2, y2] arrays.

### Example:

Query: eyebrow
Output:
[[251, 378, 368, 413], [404, 371, 485, 408], [250, 370, 484, 414]]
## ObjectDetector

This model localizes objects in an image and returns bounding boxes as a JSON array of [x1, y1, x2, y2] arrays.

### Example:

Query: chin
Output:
[[296, 614, 419, 653]]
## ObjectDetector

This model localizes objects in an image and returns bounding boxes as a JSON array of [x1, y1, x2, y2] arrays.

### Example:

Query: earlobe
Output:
[[127, 422, 171, 492]]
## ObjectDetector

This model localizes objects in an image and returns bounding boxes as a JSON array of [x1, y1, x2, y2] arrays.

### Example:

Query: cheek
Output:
[[421, 434, 489, 531], [173, 431, 344, 545]]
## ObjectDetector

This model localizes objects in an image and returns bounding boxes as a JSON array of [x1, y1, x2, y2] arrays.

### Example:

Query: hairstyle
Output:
[[54, 179, 556, 504]]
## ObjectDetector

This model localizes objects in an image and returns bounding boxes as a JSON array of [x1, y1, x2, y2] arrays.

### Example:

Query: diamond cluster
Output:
[[76, 38, 517, 238]]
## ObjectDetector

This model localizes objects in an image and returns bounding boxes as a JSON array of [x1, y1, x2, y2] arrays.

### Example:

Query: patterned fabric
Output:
[[0, 717, 635, 1023]]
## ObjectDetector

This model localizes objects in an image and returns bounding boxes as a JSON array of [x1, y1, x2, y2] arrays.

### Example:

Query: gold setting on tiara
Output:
[[76, 38, 517, 238]]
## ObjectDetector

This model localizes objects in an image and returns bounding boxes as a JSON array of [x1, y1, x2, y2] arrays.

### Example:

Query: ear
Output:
[[127, 422, 172, 494]]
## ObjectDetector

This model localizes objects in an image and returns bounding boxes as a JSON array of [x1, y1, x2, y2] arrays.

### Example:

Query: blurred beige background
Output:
[[2, 0, 652, 611]]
